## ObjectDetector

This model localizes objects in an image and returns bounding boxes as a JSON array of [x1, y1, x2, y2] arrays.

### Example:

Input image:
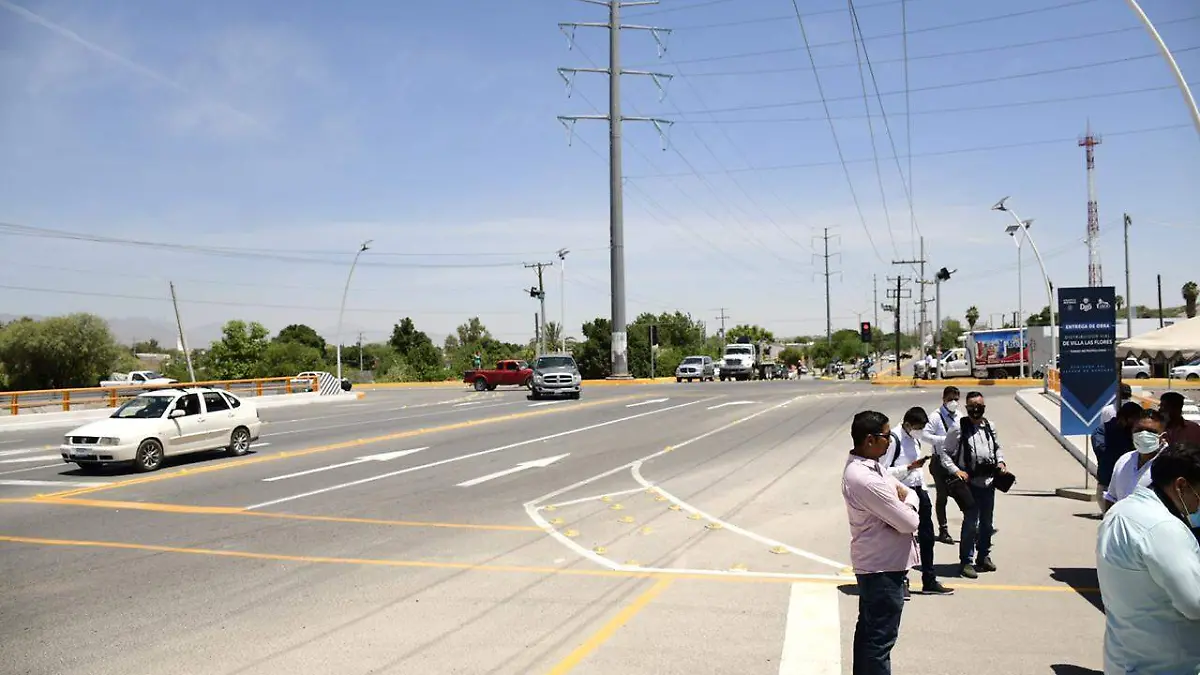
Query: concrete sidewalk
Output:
[[1014, 388, 1099, 479]]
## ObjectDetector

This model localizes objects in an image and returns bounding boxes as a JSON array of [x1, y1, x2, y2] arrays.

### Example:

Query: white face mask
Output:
[[1132, 430, 1162, 455], [945, 400, 958, 414]]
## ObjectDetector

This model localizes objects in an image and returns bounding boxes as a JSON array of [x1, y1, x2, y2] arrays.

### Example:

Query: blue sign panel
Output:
[[1058, 286, 1118, 436]]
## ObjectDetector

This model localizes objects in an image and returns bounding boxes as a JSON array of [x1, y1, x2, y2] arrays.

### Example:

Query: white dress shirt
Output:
[[923, 404, 961, 455], [882, 429, 927, 489], [1103, 451, 1155, 504]]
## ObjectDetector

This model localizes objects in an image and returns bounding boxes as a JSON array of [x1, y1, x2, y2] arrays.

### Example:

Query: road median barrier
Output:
[[357, 377, 676, 391], [871, 376, 1046, 388]]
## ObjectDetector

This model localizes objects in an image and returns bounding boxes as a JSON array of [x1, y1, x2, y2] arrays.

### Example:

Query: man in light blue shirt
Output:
[[1097, 442, 1200, 675]]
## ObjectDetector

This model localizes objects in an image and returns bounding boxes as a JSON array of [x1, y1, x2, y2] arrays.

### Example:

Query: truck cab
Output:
[[720, 342, 758, 381]]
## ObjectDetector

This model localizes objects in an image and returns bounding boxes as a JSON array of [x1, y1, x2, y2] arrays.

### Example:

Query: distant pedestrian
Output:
[[923, 385, 962, 544], [942, 392, 1012, 578], [1096, 442, 1200, 674], [1100, 383, 1134, 425], [1162, 391, 1200, 447], [1104, 409, 1166, 505], [882, 407, 954, 597], [843, 410, 920, 675], [1093, 401, 1145, 514]]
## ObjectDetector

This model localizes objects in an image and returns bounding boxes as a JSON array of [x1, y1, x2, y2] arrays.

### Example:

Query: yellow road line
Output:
[[544, 578, 674, 675], [0, 534, 1098, 593], [8, 497, 540, 532], [36, 393, 643, 500]]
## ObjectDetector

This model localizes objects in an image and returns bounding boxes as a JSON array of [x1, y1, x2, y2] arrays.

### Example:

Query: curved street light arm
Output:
[[1125, 0, 1200, 138], [336, 240, 373, 381]]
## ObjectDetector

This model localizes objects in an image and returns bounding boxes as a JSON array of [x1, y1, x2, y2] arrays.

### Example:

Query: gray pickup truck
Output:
[[530, 354, 582, 400]]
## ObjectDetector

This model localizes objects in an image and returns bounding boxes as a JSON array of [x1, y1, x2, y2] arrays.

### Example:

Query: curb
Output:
[[1014, 389, 1098, 478], [872, 377, 1046, 388]]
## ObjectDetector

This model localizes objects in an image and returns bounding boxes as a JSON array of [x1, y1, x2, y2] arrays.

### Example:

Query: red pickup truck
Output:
[[463, 360, 533, 391]]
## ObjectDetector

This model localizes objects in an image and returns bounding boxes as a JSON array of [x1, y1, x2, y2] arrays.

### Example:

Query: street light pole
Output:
[[1006, 220, 1032, 379], [1124, 0, 1200, 138], [557, 248, 569, 353], [336, 240, 372, 382], [934, 267, 954, 379], [994, 198, 1055, 383]]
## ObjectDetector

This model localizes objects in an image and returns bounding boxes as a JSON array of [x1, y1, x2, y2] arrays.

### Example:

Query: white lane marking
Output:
[[631, 463, 849, 571], [0, 479, 107, 487], [626, 398, 669, 408], [262, 448, 428, 482], [264, 402, 513, 437], [0, 455, 60, 464], [246, 398, 712, 511], [543, 487, 647, 509], [0, 447, 52, 457], [528, 400, 566, 407], [707, 400, 755, 410], [0, 463, 65, 476], [0, 438, 24, 445], [456, 453, 570, 488], [453, 401, 484, 407], [778, 583, 842, 675], [249, 443, 270, 449], [527, 503, 619, 570]]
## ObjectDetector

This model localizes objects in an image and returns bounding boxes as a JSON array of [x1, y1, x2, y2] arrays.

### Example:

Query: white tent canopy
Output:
[[1118, 316, 1200, 361]]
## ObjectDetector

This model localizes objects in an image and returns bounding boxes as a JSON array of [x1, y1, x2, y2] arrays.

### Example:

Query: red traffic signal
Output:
[[860, 322, 872, 343]]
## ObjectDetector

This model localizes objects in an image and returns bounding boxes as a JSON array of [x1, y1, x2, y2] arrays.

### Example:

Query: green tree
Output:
[[1183, 281, 1198, 318], [965, 306, 980, 331], [207, 320, 270, 380], [389, 317, 432, 358], [939, 319, 964, 350], [779, 346, 804, 367], [0, 313, 121, 390], [132, 338, 164, 353], [258, 340, 324, 377], [627, 312, 708, 378], [726, 324, 775, 344], [573, 317, 612, 379], [275, 324, 328, 359]]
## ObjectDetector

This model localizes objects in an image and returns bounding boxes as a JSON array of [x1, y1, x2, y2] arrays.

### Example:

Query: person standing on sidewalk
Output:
[[1093, 401, 1144, 514], [942, 392, 1011, 579], [1162, 392, 1200, 447], [923, 385, 961, 544], [1105, 409, 1167, 505], [1100, 383, 1133, 425], [843, 410, 920, 675], [882, 407, 955, 597]]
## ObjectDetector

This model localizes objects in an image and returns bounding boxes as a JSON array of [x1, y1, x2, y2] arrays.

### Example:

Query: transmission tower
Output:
[[813, 227, 841, 344], [1080, 122, 1103, 287], [557, 0, 673, 378]]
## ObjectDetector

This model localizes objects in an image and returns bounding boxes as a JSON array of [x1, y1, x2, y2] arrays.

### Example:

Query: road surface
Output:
[[0, 380, 1105, 674]]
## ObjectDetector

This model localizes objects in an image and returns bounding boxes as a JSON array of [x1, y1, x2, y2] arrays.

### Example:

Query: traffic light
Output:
[[649, 324, 659, 346], [860, 321, 872, 343]]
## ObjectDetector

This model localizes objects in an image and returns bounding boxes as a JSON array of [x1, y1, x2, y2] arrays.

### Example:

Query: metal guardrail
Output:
[[1048, 368, 1061, 393], [1, 376, 318, 416]]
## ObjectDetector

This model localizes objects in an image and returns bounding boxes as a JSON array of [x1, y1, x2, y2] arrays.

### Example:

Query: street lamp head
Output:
[[1005, 224, 1020, 235], [991, 196, 1010, 212], [557, 248, 570, 259], [359, 240, 373, 252], [1022, 219, 1034, 228], [936, 267, 955, 281]]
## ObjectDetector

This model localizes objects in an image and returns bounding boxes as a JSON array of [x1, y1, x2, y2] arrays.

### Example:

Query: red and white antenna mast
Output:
[[1079, 121, 1103, 287]]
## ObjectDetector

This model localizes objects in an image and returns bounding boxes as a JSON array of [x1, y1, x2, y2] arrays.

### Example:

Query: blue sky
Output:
[[1, 0, 1197, 347]]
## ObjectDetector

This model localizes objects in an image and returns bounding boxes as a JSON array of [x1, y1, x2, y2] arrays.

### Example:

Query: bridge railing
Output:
[[1, 376, 318, 416]]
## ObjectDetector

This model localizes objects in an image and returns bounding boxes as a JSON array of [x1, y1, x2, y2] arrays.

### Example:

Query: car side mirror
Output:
[[169, 408, 186, 419]]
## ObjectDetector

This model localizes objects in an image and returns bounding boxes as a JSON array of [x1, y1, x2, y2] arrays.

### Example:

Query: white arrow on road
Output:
[[262, 448, 428, 482], [626, 398, 669, 408], [707, 400, 755, 410], [456, 454, 570, 488]]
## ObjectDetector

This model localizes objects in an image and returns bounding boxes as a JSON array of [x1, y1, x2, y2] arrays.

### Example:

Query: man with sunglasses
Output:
[[942, 392, 1011, 579], [843, 411, 920, 674]]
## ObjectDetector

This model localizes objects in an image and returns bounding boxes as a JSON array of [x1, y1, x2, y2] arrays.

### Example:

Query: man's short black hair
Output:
[[1142, 408, 1165, 424], [1161, 391, 1186, 409], [965, 390, 984, 402], [1119, 383, 1132, 397], [1118, 401, 1145, 421], [942, 386, 960, 400], [903, 406, 929, 428], [1150, 442, 1200, 488], [851, 411, 889, 448]]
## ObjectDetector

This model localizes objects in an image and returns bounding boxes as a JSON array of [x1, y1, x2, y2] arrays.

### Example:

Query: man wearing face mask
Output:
[[843, 411, 921, 675], [923, 386, 962, 544], [1105, 409, 1167, 505], [1100, 383, 1133, 425], [1161, 391, 1200, 447], [882, 407, 954, 597], [942, 392, 1009, 579], [1094, 402, 1145, 514], [1096, 442, 1200, 674]]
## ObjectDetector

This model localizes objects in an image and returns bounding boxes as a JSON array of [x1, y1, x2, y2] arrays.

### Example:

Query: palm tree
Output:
[[1183, 281, 1198, 318], [965, 306, 980, 331], [1115, 295, 1125, 318]]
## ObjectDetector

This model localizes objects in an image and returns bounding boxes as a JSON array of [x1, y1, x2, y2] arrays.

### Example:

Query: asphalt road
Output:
[[0, 380, 1106, 674]]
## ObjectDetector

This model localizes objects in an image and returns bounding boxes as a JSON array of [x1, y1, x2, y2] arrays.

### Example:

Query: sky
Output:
[[1, 0, 1197, 348]]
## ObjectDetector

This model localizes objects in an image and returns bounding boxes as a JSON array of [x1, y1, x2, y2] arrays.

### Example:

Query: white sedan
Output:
[[61, 387, 262, 473]]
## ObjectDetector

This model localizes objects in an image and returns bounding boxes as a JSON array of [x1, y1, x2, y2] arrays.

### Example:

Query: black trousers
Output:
[[914, 486, 937, 585], [853, 571, 907, 675]]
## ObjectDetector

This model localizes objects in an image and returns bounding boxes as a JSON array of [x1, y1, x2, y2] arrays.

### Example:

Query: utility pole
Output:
[[716, 308, 730, 346], [557, 248, 570, 352], [873, 274, 880, 354], [1124, 213, 1133, 337], [886, 276, 912, 377], [813, 227, 841, 344], [1157, 274, 1164, 328], [168, 282, 196, 383], [357, 331, 364, 371], [894, 248, 927, 351], [526, 262, 552, 356], [558, 0, 673, 379]]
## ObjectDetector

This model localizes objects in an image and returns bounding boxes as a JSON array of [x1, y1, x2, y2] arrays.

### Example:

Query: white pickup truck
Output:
[[99, 371, 178, 388]]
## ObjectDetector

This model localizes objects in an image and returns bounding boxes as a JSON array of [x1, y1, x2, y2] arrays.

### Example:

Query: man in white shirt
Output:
[[883, 406, 955, 597], [1099, 383, 1133, 425], [923, 385, 961, 544], [1105, 409, 1166, 505]]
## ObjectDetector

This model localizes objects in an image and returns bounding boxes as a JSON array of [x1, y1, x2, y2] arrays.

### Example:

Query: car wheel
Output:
[[474, 377, 488, 391], [227, 426, 252, 457], [133, 439, 164, 473], [676, 377, 682, 383], [570, 392, 581, 400], [1135, 372, 1149, 379], [524, 377, 534, 389], [1188, 373, 1199, 382]]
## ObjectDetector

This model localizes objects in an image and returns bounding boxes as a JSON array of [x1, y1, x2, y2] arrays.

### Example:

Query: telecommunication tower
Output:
[[1079, 122, 1103, 287]]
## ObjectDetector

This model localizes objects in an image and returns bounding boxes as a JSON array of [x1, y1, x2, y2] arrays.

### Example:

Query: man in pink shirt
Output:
[[843, 410, 921, 675]]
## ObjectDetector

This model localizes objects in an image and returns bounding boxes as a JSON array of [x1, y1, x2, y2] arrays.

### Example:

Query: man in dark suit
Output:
[[1093, 401, 1144, 515]]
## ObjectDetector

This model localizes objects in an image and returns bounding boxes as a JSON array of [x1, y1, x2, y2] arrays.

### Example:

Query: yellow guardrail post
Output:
[[8, 393, 16, 416], [62, 391, 70, 412]]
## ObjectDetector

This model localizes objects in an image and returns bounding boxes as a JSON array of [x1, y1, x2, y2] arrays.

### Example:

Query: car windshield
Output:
[[682, 357, 703, 364], [142, 371, 164, 379], [535, 357, 576, 369], [726, 347, 753, 356], [111, 394, 174, 419]]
